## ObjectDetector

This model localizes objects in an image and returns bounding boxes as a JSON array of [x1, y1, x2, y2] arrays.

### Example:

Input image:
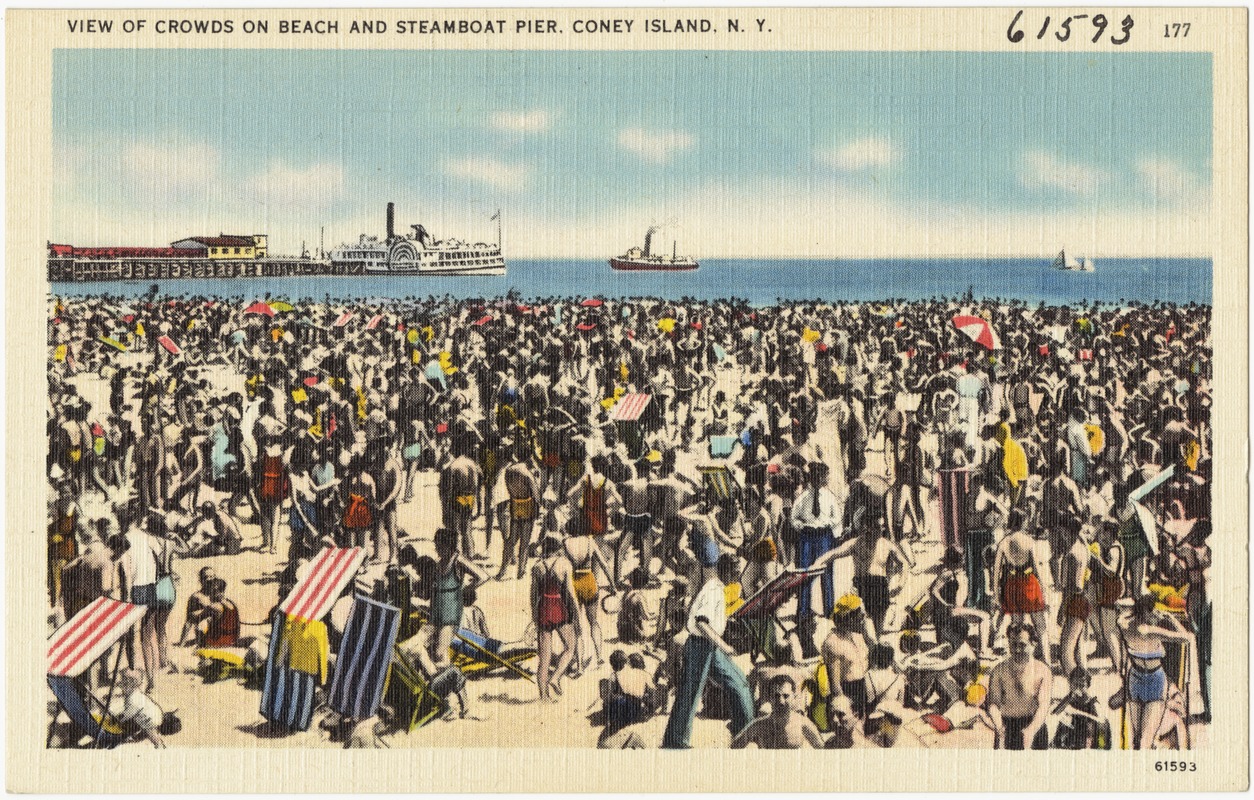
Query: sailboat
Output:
[[1052, 249, 1094, 272]]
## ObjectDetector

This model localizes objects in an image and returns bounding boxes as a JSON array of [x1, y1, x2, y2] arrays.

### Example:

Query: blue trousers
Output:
[[796, 526, 836, 619], [661, 636, 754, 749]]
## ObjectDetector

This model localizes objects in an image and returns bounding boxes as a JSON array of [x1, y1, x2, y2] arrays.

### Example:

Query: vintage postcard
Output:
[[6, 6, 1247, 792]]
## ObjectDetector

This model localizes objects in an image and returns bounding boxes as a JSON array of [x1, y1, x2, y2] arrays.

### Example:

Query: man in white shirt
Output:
[[789, 462, 842, 653], [661, 554, 754, 749]]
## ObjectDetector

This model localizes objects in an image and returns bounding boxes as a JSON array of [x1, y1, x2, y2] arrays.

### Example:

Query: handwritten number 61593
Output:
[[1007, 10, 1134, 45]]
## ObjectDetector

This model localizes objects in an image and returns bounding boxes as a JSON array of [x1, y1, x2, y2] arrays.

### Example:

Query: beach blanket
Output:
[[259, 610, 317, 731]]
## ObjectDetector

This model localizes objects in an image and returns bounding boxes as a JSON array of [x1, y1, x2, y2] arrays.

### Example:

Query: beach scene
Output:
[[45, 47, 1213, 753]]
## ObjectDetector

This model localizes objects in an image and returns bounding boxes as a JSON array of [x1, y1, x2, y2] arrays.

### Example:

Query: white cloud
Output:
[[1018, 150, 1108, 197], [817, 136, 901, 171], [1137, 157, 1207, 206], [245, 161, 344, 210], [491, 109, 552, 133], [617, 128, 694, 163], [499, 178, 1210, 259], [445, 157, 530, 191], [121, 141, 220, 201]]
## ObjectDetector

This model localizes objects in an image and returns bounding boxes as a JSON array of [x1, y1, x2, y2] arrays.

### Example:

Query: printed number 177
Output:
[[1165, 22, 1190, 37]]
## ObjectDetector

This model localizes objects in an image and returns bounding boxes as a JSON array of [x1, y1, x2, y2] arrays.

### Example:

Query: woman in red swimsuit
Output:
[[531, 534, 580, 702]]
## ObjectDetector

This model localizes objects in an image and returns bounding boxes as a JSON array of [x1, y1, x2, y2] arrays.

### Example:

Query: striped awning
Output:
[[610, 393, 652, 422], [279, 547, 367, 622], [48, 597, 146, 677]]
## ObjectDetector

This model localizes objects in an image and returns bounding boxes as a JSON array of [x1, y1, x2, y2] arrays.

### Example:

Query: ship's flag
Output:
[[333, 312, 354, 328], [157, 335, 180, 355], [366, 314, 383, 330]]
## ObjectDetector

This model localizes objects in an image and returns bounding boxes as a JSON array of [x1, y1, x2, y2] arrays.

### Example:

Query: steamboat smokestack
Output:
[[386, 202, 395, 241]]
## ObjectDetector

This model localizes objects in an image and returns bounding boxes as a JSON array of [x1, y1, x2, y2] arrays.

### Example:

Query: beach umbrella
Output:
[[657, 318, 677, 333], [245, 301, 276, 318], [99, 336, 127, 352], [801, 327, 821, 343], [121, 314, 135, 324], [951, 314, 1000, 351], [473, 315, 493, 326], [157, 335, 180, 355], [365, 314, 383, 330], [269, 300, 295, 313], [333, 311, 354, 328], [580, 298, 604, 308], [575, 323, 597, 332], [514, 304, 531, 313], [303, 375, 321, 387]]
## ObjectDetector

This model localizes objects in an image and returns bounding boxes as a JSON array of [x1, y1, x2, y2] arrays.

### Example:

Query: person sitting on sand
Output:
[[732, 674, 826, 749]]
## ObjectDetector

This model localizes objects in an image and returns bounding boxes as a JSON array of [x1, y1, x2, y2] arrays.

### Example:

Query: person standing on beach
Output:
[[497, 439, 542, 581], [790, 462, 842, 654], [440, 435, 484, 559]]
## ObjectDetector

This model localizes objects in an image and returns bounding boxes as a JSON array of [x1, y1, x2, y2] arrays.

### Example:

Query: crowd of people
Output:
[[46, 285, 1212, 749]]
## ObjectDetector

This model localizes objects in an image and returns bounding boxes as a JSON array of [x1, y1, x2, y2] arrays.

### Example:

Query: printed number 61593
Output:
[[1155, 762, 1198, 772]]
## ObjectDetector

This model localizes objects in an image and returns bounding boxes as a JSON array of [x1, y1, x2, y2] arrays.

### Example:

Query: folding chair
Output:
[[385, 643, 445, 732], [728, 566, 828, 663], [46, 675, 136, 749]]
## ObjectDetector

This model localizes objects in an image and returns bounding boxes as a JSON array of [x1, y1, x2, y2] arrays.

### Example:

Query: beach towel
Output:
[[259, 611, 317, 731], [327, 597, 400, 721]]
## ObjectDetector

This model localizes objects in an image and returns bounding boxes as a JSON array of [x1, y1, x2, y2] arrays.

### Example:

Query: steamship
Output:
[[609, 226, 698, 272], [329, 203, 506, 276]]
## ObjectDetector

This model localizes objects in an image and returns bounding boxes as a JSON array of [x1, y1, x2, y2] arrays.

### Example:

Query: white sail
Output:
[[1081, 257, 1095, 272], [1053, 249, 1083, 270]]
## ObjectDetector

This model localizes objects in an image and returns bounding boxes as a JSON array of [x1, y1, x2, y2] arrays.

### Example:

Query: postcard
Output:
[[6, 6, 1247, 792]]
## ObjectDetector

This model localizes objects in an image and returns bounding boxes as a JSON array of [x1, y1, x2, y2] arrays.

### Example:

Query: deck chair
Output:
[[699, 464, 742, 502], [728, 566, 828, 662], [407, 607, 536, 681], [385, 643, 445, 732], [46, 675, 136, 749]]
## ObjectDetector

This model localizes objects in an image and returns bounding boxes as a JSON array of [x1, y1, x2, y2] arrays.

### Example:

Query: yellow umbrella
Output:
[[269, 300, 295, 312], [657, 318, 677, 333], [802, 327, 820, 343]]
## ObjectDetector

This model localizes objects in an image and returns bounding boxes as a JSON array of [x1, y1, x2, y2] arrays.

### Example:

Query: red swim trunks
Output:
[[1002, 570, 1046, 614]]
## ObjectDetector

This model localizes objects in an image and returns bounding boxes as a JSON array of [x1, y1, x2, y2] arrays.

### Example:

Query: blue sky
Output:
[[53, 50, 1212, 257]]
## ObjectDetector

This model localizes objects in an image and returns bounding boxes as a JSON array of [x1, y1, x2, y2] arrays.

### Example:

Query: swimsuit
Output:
[[573, 569, 599, 604], [1002, 714, 1049, 750], [623, 512, 652, 538], [511, 496, 536, 521], [536, 562, 570, 631], [1065, 593, 1092, 620], [1127, 657, 1168, 703], [260, 455, 287, 502], [203, 601, 240, 648], [454, 493, 476, 511], [580, 477, 608, 535], [1001, 565, 1046, 615], [342, 493, 374, 529], [840, 677, 871, 720], [429, 565, 464, 628]]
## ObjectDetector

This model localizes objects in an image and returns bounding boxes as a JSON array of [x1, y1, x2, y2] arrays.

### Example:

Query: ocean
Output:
[[51, 257, 1212, 307]]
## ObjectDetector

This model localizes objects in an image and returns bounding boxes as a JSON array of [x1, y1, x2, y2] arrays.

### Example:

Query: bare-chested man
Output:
[[732, 674, 826, 749], [440, 435, 484, 559], [988, 622, 1052, 749], [820, 597, 876, 727], [371, 440, 404, 565], [614, 459, 656, 589], [992, 509, 1053, 668], [497, 440, 542, 580]]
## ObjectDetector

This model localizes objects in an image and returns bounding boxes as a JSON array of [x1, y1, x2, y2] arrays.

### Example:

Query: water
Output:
[[52, 257, 1211, 306]]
